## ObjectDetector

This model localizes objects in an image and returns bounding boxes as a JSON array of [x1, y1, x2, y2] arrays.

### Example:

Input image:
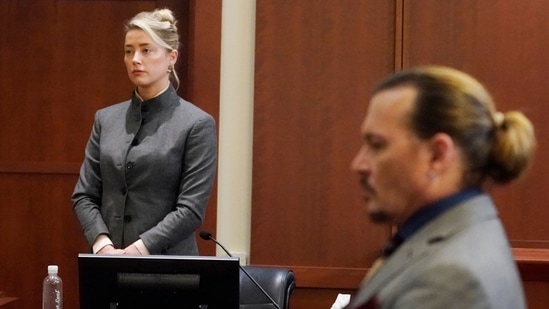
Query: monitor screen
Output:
[[78, 254, 240, 309]]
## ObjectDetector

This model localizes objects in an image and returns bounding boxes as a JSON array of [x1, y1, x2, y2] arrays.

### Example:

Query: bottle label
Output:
[[55, 289, 61, 309]]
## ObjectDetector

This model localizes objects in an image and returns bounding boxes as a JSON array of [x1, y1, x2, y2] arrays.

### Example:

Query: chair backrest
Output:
[[239, 266, 296, 309]]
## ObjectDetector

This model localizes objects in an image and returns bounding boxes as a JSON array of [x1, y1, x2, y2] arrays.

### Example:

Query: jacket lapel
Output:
[[348, 194, 498, 308]]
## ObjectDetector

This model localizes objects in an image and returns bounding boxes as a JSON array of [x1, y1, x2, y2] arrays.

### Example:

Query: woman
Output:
[[72, 8, 217, 256]]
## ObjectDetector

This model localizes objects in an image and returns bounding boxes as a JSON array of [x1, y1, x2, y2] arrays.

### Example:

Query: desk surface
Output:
[[0, 297, 18, 306]]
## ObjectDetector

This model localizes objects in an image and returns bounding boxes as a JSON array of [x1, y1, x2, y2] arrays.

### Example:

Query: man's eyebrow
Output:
[[363, 132, 386, 143], [363, 132, 377, 140]]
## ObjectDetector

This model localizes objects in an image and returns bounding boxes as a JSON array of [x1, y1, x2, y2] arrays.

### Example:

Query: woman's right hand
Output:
[[97, 244, 126, 255]]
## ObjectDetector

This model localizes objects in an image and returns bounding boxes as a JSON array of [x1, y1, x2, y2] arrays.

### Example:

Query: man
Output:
[[347, 66, 535, 308]]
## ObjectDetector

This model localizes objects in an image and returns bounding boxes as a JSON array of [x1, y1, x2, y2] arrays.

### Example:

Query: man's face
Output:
[[351, 86, 433, 225]]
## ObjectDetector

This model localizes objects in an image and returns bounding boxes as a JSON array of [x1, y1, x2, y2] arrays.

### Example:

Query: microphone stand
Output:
[[202, 232, 281, 309]]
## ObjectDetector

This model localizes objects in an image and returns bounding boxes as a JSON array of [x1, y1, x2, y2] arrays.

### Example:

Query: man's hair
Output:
[[373, 66, 536, 186]]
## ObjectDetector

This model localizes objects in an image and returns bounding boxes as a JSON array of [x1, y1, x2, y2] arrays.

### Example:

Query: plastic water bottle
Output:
[[42, 265, 63, 309]]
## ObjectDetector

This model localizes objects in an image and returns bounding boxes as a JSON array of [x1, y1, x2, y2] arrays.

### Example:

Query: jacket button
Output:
[[123, 215, 132, 223], [126, 162, 134, 169], [121, 188, 127, 195]]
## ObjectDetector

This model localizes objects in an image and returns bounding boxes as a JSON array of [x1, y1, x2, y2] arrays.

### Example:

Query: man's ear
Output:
[[428, 132, 457, 172]]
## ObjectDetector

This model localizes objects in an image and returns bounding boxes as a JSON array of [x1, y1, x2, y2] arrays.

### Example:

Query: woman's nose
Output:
[[132, 52, 141, 64]]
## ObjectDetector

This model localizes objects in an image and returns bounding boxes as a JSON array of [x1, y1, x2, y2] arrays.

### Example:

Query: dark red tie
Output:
[[353, 296, 379, 309]]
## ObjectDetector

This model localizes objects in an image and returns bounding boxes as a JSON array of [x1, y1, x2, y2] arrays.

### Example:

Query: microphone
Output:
[[199, 230, 281, 309]]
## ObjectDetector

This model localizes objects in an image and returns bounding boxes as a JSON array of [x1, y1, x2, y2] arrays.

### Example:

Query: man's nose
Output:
[[350, 146, 369, 173]]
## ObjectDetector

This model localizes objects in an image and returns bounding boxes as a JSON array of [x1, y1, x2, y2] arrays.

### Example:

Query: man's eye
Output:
[[366, 139, 385, 152], [368, 143, 382, 151]]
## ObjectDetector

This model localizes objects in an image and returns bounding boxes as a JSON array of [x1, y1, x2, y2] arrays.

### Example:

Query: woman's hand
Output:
[[123, 244, 142, 255], [97, 244, 126, 255]]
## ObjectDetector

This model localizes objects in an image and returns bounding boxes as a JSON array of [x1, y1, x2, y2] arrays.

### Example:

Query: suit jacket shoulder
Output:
[[348, 195, 525, 309]]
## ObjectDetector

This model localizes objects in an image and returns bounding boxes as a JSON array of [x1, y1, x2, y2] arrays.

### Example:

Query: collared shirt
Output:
[[398, 187, 483, 241], [385, 187, 483, 256]]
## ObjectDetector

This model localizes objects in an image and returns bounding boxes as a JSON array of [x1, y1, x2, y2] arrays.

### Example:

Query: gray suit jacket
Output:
[[72, 85, 217, 255], [347, 194, 525, 309]]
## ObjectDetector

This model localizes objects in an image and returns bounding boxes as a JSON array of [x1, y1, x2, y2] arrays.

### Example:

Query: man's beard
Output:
[[369, 210, 392, 223], [360, 178, 393, 223]]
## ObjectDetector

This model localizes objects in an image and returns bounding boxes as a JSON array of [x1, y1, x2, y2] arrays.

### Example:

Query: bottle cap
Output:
[[47, 265, 58, 274]]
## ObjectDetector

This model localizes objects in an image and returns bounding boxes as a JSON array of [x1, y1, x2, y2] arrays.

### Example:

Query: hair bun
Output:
[[154, 8, 176, 24], [487, 111, 536, 184]]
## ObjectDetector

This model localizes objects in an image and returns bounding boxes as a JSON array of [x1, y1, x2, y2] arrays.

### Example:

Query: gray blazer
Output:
[[347, 194, 525, 309], [72, 85, 217, 255]]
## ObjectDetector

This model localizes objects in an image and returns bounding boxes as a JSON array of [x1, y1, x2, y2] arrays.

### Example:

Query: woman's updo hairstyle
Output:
[[125, 8, 181, 89], [373, 66, 536, 186]]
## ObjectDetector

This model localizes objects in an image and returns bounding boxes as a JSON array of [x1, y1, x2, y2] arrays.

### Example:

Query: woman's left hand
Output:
[[123, 244, 142, 255]]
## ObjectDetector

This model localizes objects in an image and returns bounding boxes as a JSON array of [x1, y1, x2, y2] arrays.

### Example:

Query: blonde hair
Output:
[[125, 8, 180, 89], [374, 66, 536, 185]]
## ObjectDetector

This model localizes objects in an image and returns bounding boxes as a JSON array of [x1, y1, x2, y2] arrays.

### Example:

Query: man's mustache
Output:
[[359, 177, 375, 195]]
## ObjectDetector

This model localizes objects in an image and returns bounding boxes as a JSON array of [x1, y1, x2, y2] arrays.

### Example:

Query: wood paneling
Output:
[[522, 282, 549, 309], [403, 0, 549, 252], [253, 0, 396, 267], [185, 0, 222, 256], [0, 173, 88, 309], [0, 2, 147, 164], [0, 295, 19, 309], [252, 1, 395, 307], [513, 248, 549, 282], [401, 2, 549, 306], [0, 2, 155, 307], [512, 248, 549, 308]]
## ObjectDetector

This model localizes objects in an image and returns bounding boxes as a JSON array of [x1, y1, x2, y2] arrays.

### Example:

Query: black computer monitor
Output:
[[78, 254, 240, 309]]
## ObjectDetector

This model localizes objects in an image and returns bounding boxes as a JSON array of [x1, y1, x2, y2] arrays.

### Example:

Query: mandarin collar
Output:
[[128, 85, 178, 122]]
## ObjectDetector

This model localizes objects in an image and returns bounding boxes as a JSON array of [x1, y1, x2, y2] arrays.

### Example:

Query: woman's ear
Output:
[[169, 49, 178, 65]]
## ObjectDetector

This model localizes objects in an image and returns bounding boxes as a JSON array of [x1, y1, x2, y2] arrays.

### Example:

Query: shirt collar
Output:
[[396, 187, 483, 241], [134, 83, 171, 103]]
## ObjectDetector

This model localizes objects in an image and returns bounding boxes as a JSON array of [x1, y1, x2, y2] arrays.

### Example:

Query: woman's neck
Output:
[[136, 83, 170, 101]]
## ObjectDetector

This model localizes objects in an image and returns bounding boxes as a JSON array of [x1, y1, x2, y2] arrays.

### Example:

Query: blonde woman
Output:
[[73, 8, 217, 256]]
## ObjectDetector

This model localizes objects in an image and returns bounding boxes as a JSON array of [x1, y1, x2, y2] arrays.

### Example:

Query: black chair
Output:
[[239, 266, 296, 309]]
